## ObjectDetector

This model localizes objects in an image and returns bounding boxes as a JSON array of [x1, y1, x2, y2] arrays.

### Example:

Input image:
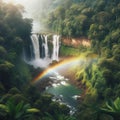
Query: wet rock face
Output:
[[61, 37, 91, 47]]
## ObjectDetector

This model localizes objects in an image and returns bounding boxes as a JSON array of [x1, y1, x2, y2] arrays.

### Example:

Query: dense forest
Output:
[[48, 0, 120, 119], [0, 0, 120, 120]]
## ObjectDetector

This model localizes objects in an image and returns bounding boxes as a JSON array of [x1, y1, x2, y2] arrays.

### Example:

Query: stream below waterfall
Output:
[[44, 72, 82, 114]]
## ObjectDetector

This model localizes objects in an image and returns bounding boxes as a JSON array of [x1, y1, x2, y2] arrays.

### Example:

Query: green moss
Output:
[[60, 45, 80, 56]]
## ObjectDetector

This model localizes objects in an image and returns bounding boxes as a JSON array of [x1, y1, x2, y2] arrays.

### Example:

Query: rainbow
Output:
[[32, 54, 98, 83], [32, 56, 83, 84]]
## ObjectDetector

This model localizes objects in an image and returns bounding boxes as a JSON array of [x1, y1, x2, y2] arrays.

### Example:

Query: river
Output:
[[44, 72, 82, 114]]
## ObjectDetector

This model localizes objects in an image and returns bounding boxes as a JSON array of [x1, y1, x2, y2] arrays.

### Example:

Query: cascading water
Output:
[[40, 35, 45, 58], [31, 34, 40, 59], [29, 34, 60, 68], [43, 35, 49, 58], [52, 35, 60, 61]]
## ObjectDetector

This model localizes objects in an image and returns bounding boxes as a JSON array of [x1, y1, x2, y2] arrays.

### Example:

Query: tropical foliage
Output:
[[0, 98, 40, 120], [0, 0, 120, 120], [101, 97, 120, 119], [44, 0, 120, 119], [0, 1, 73, 120]]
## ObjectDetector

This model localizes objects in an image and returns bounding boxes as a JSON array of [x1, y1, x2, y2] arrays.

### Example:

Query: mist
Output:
[[16, 0, 51, 32], [13, 0, 64, 33]]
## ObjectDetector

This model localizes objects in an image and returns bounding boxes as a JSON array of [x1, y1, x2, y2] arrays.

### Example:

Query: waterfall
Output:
[[40, 35, 45, 58], [29, 33, 60, 68], [44, 35, 49, 58], [31, 34, 40, 59], [52, 35, 60, 61]]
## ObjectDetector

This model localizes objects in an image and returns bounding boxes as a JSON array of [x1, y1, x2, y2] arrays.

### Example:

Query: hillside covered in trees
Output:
[[0, 0, 120, 120], [0, 1, 74, 120], [45, 0, 120, 119]]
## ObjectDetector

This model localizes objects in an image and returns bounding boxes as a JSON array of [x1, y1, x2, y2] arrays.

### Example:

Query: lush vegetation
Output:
[[0, 0, 120, 120], [45, 0, 120, 119], [0, 0, 33, 90], [0, 1, 75, 120]]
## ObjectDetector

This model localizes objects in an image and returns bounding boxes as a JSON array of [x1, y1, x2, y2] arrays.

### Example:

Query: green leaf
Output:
[[0, 104, 8, 112], [23, 103, 30, 110], [27, 108, 40, 113], [15, 111, 24, 119], [106, 101, 115, 112], [6, 99, 15, 114], [15, 101, 24, 113], [113, 97, 120, 111]]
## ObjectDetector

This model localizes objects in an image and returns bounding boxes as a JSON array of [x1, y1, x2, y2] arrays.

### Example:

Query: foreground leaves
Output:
[[0, 98, 40, 120], [101, 97, 120, 119]]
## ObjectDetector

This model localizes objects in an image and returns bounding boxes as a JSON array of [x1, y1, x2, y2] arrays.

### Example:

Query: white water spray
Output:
[[52, 35, 60, 61], [44, 35, 49, 58], [31, 34, 40, 59]]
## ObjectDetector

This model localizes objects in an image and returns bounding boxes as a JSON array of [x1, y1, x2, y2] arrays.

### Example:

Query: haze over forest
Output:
[[0, 0, 120, 120]]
